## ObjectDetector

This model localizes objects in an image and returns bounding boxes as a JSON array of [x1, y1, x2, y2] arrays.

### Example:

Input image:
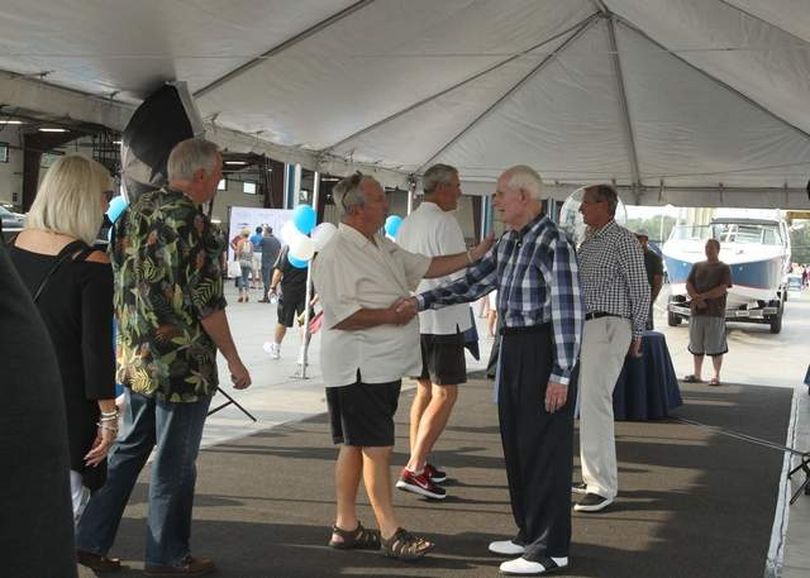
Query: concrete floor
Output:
[[78, 282, 810, 577]]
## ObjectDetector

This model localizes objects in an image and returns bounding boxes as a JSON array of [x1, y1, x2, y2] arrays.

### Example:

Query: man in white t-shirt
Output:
[[311, 173, 492, 560], [395, 164, 472, 501]]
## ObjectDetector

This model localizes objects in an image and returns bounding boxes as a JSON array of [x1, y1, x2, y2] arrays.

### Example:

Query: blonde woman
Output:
[[9, 155, 118, 525], [235, 228, 253, 302]]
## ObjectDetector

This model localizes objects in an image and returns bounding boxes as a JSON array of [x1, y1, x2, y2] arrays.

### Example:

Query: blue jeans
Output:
[[76, 389, 211, 567], [237, 264, 251, 289]]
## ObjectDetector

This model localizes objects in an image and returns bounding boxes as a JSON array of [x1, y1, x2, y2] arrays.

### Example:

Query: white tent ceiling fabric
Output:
[[0, 0, 808, 207]]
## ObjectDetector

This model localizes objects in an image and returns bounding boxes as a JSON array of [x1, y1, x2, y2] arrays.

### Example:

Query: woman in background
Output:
[[9, 155, 118, 525], [235, 228, 253, 302]]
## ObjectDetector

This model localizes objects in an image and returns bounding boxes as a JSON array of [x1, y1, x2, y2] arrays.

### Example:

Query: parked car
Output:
[[787, 274, 803, 292], [0, 205, 25, 229]]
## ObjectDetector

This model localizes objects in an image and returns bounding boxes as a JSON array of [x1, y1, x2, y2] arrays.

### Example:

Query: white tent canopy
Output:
[[0, 0, 809, 207]]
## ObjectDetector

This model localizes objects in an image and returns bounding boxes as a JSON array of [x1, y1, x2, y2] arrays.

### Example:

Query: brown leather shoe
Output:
[[144, 555, 216, 576], [76, 550, 122, 572]]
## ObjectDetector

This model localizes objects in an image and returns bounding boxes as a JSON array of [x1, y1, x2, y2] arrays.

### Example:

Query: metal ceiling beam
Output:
[[415, 14, 600, 174], [589, 0, 611, 14], [194, 0, 374, 99], [615, 15, 810, 142], [322, 13, 599, 154], [606, 15, 642, 192]]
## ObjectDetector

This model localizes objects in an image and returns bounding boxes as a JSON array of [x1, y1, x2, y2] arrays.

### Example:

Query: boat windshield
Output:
[[668, 223, 784, 246], [668, 225, 713, 241], [712, 223, 782, 246]]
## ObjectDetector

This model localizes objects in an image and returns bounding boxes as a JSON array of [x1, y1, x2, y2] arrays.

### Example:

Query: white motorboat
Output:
[[663, 212, 791, 333]]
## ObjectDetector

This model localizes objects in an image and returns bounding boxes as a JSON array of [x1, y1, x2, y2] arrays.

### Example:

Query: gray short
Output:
[[688, 315, 727, 356]]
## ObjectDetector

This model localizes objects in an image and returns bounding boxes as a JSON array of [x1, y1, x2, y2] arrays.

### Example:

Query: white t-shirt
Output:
[[397, 201, 473, 335], [311, 223, 431, 387]]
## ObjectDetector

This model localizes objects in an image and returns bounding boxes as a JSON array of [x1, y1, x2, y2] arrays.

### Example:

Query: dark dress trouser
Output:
[[498, 324, 576, 561]]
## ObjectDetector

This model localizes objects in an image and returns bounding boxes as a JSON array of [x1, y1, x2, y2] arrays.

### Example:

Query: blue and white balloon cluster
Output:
[[105, 195, 129, 241], [384, 215, 403, 240], [281, 204, 337, 269]]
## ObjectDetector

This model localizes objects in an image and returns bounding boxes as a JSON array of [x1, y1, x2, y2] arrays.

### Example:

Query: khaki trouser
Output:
[[578, 316, 632, 500]]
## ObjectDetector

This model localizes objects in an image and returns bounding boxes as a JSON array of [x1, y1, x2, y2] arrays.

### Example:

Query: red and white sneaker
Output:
[[395, 468, 447, 500], [424, 462, 447, 484]]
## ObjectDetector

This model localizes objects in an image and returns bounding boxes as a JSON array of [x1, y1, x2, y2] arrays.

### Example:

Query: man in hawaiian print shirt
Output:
[[76, 138, 251, 576]]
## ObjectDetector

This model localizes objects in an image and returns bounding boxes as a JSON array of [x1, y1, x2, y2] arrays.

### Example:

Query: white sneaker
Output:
[[488, 539, 525, 556], [262, 342, 280, 359], [499, 556, 568, 575]]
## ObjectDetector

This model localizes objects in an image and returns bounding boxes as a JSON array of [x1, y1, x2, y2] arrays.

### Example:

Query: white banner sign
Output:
[[227, 206, 294, 263]]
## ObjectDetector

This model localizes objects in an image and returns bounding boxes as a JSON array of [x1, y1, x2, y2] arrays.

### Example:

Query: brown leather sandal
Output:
[[328, 521, 381, 550], [381, 528, 434, 561]]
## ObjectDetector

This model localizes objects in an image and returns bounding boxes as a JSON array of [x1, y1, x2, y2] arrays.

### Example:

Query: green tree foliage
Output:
[[789, 221, 810, 265], [625, 216, 677, 245]]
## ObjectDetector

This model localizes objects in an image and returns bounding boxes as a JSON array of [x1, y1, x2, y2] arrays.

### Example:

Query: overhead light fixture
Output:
[[112, 140, 122, 145], [225, 160, 248, 166], [38, 127, 69, 133], [0, 119, 23, 125]]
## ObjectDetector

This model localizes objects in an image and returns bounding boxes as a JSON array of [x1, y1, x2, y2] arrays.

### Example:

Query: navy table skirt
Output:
[[613, 330, 683, 420]]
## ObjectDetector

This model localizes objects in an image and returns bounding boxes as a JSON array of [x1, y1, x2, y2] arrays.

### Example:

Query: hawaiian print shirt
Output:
[[111, 187, 227, 402]]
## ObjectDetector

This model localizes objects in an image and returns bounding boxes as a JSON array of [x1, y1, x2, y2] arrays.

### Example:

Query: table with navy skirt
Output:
[[612, 330, 683, 420]]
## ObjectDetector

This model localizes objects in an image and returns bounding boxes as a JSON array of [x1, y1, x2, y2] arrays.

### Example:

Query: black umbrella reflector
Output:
[[121, 82, 204, 202]]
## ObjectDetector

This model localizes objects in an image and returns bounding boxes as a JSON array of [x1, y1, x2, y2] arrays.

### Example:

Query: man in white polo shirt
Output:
[[395, 164, 472, 501], [311, 172, 492, 560]]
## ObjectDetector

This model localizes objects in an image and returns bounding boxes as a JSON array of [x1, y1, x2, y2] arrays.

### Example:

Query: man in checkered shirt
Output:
[[411, 165, 584, 576], [573, 184, 650, 514]]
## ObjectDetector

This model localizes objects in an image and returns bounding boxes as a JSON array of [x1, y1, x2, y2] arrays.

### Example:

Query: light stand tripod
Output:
[[207, 387, 257, 422], [787, 452, 810, 505]]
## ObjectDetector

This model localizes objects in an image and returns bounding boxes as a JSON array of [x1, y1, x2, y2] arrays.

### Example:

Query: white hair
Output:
[[167, 138, 220, 182], [26, 154, 112, 244], [501, 165, 543, 200], [333, 173, 378, 216], [422, 164, 458, 195]]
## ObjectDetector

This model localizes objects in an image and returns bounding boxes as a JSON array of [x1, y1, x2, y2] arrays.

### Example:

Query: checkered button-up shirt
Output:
[[417, 214, 584, 386], [578, 219, 650, 337]]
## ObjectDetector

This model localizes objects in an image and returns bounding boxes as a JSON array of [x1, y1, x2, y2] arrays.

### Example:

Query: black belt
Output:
[[585, 311, 623, 321], [500, 322, 550, 336]]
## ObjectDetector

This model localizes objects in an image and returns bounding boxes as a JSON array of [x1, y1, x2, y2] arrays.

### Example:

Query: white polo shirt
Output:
[[311, 223, 431, 387], [397, 202, 473, 336]]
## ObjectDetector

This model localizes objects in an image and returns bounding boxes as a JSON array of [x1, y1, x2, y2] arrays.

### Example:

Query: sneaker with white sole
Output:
[[269, 342, 280, 360], [500, 555, 568, 575], [395, 468, 446, 500], [573, 492, 613, 512], [488, 539, 525, 556], [424, 462, 447, 483], [571, 481, 587, 494]]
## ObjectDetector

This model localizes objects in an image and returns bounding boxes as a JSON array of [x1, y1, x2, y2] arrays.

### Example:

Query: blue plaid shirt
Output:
[[417, 214, 584, 385]]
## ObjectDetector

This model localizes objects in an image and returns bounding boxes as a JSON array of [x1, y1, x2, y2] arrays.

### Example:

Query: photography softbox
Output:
[[121, 81, 204, 202]]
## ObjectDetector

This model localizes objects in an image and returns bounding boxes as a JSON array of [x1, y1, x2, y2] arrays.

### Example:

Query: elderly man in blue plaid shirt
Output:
[[409, 165, 584, 576], [573, 184, 650, 514]]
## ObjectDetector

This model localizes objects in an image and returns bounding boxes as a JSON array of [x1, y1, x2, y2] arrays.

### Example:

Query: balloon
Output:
[[287, 252, 309, 269], [280, 220, 303, 245], [293, 204, 317, 235], [384, 215, 403, 238], [312, 222, 337, 251], [289, 234, 315, 261], [106, 195, 128, 224]]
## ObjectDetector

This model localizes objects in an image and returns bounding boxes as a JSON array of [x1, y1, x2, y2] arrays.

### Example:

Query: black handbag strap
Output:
[[30, 239, 89, 303]]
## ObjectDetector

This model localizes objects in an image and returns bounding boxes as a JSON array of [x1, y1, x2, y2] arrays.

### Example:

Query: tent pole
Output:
[[298, 171, 320, 379], [606, 15, 642, 193]]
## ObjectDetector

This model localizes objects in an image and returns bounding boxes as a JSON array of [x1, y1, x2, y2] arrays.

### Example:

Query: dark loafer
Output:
[[144, 555, 216, 576], [76, 550, 123, 572]]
